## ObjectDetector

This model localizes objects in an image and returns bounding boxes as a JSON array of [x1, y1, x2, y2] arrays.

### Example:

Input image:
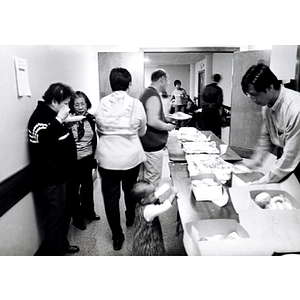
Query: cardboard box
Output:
[[232, 172, 264, 186], [185, 219, 268, 256], [249, 189, 300, 209], [237, 209, 300, 254], [191, 173, 222, 201], [229, 184, 300, 254], [229, 184, 278, 212]]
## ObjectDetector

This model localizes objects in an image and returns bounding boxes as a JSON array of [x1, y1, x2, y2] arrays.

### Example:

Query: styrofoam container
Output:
[[186, 219, 259, 256], [249, 189, 300, 209], [191, 173, 222, 201]]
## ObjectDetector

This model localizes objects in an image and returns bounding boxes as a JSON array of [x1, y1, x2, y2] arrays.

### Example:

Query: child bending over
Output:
[[131, 181, 177, 256]]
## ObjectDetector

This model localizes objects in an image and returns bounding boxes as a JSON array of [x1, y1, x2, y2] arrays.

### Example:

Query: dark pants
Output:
[[201, 106, 222, 138], [98, 164, 141, 240], [175, 104, 187, 128], [293, 164, 300, 182], [69, 155, 96, 222], [34, 183, 71, 255]]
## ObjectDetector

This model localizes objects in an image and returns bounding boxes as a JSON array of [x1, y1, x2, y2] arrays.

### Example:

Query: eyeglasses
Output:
[[163, 76, 170, 84], [246, 92, 259, 99]]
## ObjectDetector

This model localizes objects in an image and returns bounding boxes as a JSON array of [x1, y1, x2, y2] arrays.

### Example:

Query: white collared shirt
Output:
[[255, 86, 300, 182]]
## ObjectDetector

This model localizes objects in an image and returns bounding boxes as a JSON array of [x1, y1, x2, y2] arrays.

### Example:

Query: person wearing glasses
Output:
[[241, 63, 300, 184], [68, 91, 100, 231], [139, 69, 175, 187]]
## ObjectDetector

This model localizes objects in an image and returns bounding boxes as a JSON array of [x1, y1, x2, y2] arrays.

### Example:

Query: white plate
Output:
[[212, 187, 229, 207], [169, 112, 192, 120], [64, 115, 86, 122]]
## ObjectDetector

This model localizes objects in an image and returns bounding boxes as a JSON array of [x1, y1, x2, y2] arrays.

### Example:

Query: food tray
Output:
[[249, 190, 300, 210], [191, 173, 223, 201]]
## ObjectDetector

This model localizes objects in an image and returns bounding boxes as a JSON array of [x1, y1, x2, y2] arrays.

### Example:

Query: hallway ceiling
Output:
[[144, 47, 240, 66], [144, 52, 206, 66]]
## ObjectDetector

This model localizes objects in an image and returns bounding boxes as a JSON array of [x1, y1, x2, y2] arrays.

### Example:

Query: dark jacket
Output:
[[202, 83, 223, 109], [28, 101, 77, 185], [82, 113, 97, 154]]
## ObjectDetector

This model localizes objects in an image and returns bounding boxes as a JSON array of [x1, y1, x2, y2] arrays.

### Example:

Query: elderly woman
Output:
[[94, 67, 147, 251], [68, 91, 100, 231]]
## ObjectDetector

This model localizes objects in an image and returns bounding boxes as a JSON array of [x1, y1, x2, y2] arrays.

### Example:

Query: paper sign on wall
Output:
[[14, 57, 31, 97]]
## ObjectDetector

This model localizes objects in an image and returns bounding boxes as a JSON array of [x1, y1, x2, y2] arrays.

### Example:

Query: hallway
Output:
[[66, 149, 187, 256]]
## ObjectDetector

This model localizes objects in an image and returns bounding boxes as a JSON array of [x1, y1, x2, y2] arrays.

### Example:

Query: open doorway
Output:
[[197, 70, 205, 107], [143, 47, 239, 107]]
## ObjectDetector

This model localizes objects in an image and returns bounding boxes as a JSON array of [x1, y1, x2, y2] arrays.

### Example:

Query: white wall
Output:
[[212, 53, 234, 145], [189, 64, 195, 99], [0, 45, 102, 255], [0, 45, 100, 183], [193, 55, 213, 98], [212, 53, 233, 107], [0, 194, 42, 255], [145, 65, 190, 95], [270, 45, 298, 83]]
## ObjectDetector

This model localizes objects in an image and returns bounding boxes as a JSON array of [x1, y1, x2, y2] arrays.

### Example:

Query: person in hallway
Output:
[[94, 67, 147, 251], [185, 97, 200, 128], [139, 69, 176, 187], [68, 91, 100, 231], [28, 82, 79, 255], [170, 79, 188, 128], [201, 74, 223, 138], [241, 63, 300, 184], [131, 181, 177, 256], [160, 91, 173, 117]]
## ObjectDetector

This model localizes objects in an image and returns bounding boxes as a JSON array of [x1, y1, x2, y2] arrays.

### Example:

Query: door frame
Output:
[[197, 70, 205, 107]]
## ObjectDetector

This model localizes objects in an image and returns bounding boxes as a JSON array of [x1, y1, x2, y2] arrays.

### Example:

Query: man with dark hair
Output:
[[241, 63, 300, 184], [201, 73, 223, 138], [139, 69, 175, 187], [28, 82, 79, 255]]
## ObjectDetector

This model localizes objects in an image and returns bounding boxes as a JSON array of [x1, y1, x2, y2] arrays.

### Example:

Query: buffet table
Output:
[[167, 130, 242, 163], [166, 129, 300, 256]]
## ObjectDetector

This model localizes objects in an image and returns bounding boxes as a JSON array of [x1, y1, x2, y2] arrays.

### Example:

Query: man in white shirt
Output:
[[241, 63, 300, 184]]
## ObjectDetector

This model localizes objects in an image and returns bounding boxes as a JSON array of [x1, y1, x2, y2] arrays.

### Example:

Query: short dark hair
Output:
[[174, 79, 181, 86], [109, 68, 132, 91], [212, 74, 221, 83], [69, 91, 92, 114], [151, 69, 167, 82], [42, 82, 74, 104], [241, 63, 281, 94]]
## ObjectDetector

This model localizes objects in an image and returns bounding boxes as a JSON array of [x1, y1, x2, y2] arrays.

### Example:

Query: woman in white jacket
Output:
[[94, 67, 147, 251]]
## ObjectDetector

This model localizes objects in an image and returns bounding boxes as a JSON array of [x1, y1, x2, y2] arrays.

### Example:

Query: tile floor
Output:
[[66, 149, 187, 256]]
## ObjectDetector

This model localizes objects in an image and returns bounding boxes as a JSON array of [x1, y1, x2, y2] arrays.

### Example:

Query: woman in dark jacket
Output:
[[68, 91, 100, 230]]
